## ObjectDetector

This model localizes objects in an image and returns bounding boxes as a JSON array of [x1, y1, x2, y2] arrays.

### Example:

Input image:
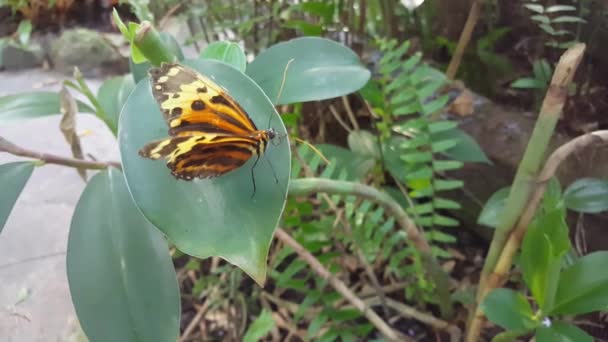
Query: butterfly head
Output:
[[265, 128, 277, 140]]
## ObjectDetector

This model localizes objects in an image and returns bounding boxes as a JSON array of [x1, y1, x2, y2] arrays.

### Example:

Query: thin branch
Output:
[[341, 96, 359, 130], [329, 104, 353, 133], [366, 297, 462, 342], [446, 0, 482, 79], [274, 228, 406, 342], [0, 137, 120, 170]]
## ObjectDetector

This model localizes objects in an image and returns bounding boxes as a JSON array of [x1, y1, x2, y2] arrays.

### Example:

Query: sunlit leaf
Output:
[[246, 37, 370, 105], [0, 92, 95, 122]]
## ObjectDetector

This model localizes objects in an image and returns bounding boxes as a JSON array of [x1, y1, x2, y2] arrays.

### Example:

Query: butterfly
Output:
[[138, 63, 278, 194]]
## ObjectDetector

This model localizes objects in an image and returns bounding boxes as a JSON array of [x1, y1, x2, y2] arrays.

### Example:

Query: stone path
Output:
[[0, 69, 118, 342]]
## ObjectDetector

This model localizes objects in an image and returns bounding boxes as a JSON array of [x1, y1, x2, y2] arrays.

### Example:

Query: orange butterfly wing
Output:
[[139, 63, 271, 180]]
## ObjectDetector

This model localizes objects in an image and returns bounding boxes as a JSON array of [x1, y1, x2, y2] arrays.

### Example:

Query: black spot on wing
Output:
[[210, 95, 235, 109], [171, 107, 182, 116], [191, 100, 206, 111]]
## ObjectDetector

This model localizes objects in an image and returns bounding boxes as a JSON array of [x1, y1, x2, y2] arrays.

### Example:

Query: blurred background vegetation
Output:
[[1, 0, 608, 341]]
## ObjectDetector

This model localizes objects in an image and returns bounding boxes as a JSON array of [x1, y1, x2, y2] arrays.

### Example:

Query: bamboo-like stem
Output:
[[0, 137, 120, 170], [134, 21, 177, 66], [446, 0, 482, 79], [466, 43, 586, 342], [274, 228, 406, 342]]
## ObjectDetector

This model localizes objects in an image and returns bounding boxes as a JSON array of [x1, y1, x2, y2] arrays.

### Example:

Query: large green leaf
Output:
[[563, 178, 608, 213], [0, 162, 35, 233], [246, 37, 370, 105], [97, 75, 135, 135], [0, 92, 95, 121], [480, 288, 537, 331], [67, 168, 180, 342], [551, 251, 608, 315], [119, 59, 290, 284], [200, 41, 247, 72]]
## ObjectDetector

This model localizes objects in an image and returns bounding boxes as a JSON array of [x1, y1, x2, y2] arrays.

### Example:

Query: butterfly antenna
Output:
[[293, 137, 331, 165], [267, 58, 296, 130]]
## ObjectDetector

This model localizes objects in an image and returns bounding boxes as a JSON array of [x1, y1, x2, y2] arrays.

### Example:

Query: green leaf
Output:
[[551, 16, 587, 24], [511, 77, 545, 89], [358, 79, 384, 109], [524, 4, 545, 13], [347, 130, 380, 160], [297, 1, 335, 23], [427, 120, 458, 134], [16, 20, 32, 46], [531, 15, 551, 24], [521, 208, 570, 311], [545, 5, 577, 13], [282, 20, 324, 36], [536, 321, 593, 342], [200, 41, 247, 73], [246, 37, 370, 105], [0, 162, 35, 233], [434, 179, 463, 191], [481, 288, 537, 331], [243, 310, 275, 342], [552, 251, 608, 315], [431, 138, 459, 153], [112, 8, 131, 39], [118, 59, 290, 284], [421, 95, 450, 115], [477, 187, 510, 228], [432, 128, 490, 163], [67, 168, 180, 342], [563, 178, 608, 213], [533, 59, 553, 85], [0, 92, 95, 122], [97, 75, 135, 135], [432, 160, 463, 172]]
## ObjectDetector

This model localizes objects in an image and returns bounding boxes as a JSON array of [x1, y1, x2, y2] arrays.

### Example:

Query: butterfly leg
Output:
[[265, 158, 279, 184], [250, 154, 261, 199]]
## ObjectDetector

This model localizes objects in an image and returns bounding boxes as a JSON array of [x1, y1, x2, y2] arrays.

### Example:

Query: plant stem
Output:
[[288, 178, 453, 317], [446, 0, 482, 79], [134, 21, 176, 66], [274, 228, 406, 342], [0, 136, 120, 170], [466, 43, 586, 342]]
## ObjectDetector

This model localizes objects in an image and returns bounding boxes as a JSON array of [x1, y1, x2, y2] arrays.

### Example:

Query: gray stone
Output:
[[1, 43, 43, 70], [49, 28, 126, 77]]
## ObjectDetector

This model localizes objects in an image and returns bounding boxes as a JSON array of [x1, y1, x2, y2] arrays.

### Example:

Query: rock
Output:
[[1, 43, 44, 70], [49, 28, 127, 77]]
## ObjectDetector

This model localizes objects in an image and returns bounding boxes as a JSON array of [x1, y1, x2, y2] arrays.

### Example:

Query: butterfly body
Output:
[[139, 63, 277, 183]]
